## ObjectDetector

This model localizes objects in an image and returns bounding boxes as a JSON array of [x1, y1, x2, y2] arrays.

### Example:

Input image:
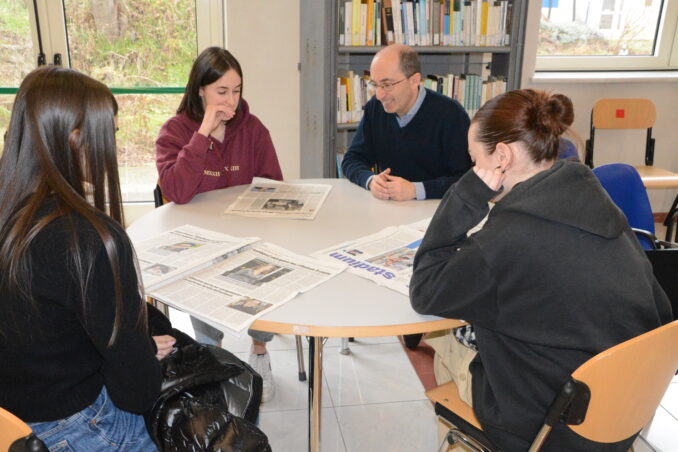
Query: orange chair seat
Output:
[[426, 380, 483, 430]]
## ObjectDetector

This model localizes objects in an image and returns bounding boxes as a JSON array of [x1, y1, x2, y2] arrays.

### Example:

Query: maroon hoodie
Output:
[[156, 99, 283, 204]]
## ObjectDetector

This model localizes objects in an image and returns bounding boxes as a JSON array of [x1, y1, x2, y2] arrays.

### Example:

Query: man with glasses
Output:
[[342, 43, 471, 202], [342, 44, 472, 350]]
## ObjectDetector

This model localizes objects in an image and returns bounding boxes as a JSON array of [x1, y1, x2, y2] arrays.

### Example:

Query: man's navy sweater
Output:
[[341, 88, 471, 199]]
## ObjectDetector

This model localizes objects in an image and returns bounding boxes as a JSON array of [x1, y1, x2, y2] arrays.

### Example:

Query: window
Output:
[[536, 0, 678, 71], [0, 0, 224, 202]]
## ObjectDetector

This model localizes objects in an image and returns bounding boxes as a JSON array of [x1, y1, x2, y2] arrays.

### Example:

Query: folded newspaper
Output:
[[134, 225, 259, 292], [312, 216, 488, 296], [312, 225, 422, 296], [147, 242, 345, 336], [223, 177, 332, 220]]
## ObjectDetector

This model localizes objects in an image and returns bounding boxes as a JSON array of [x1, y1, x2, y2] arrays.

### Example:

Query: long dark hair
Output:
[[0, 66, 143, 345], [472, 89, 574, 163], [178, 46, 243, 122]]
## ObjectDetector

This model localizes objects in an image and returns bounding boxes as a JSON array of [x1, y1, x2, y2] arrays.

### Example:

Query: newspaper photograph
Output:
[[148, 242, 345, 335], [133, 224, 259, 291], [223, 177, 332, 220], [312, 225, 424, 296]]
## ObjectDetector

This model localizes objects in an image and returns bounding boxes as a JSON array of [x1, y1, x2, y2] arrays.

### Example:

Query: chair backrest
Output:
[[0, 407, 33, 451], [567, 319, 678, 443], [153, 181, 169, 208], [591, 98, 656, 130], [592, 163, 655, 249], [585, 98, 656, 168], [557, 138, 579, 161]]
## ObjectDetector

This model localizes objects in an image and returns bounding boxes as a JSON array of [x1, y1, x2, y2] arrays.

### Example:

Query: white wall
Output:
[[225, 0, 300, 180], [522, 0, 678, 213]]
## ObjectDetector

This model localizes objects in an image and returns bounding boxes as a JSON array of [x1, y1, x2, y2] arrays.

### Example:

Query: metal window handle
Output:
[[53, 54, 62, 66]]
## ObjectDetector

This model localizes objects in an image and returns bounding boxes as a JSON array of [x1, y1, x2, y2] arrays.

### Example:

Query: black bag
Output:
[[146, 305, 270, 451], [645, 248, 678, 320]]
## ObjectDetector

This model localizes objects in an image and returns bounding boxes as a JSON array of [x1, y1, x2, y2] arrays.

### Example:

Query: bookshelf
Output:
[[300, 0, 528, 178]]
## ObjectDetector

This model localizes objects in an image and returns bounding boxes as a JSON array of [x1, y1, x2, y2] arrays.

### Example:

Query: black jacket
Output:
[[411, 160, 672, 451]]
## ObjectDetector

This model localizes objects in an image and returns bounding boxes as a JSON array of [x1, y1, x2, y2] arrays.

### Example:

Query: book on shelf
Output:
[[339, 0, 512, 48], [382, 0, 395, 44]]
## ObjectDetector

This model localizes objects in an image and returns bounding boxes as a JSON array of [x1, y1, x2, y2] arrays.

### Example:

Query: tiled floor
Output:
[[168, 308, 678, 452]]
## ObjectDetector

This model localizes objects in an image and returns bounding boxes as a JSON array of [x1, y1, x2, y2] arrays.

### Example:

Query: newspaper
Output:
[[148, 242, 345, 335], [312, 212, 490, 296], [134, 225, 259, 291], [405, 212, 489, 236], [223, 177, 332, 220], [312, 225, 423, 296]]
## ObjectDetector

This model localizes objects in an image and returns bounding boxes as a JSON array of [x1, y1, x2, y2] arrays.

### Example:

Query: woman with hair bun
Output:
[[410, 89, 671, 451]]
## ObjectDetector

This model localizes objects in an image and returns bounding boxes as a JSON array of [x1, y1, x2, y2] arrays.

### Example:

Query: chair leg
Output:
[[340, 337, 351, 355], [295, 336, 306, 381], [664, 194, 678, 242], [447, 428, 492, 452]]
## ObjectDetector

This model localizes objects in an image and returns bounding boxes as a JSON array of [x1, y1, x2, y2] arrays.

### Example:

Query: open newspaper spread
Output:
[[223, 177, 332, 220], [134, 225, 259, 291], [147, 242, 345, 335]]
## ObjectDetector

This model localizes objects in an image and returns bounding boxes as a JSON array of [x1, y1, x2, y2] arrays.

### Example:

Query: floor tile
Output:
[[243, 348, 333, 412], [633, 435, 657, 452], [641, 406, 678, 451], [335, 400, 438, 452], [259, 407, 347, 452], [660, 383, 678, 421], [323, 343, 427, 407]]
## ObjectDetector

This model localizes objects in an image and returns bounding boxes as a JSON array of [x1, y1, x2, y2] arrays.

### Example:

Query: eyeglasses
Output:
[[367, 77, 408, 92]]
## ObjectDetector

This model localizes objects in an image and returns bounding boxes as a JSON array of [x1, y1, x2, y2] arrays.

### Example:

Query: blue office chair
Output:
[[592, 163, 656, 250], [557, 138, 579, 161]]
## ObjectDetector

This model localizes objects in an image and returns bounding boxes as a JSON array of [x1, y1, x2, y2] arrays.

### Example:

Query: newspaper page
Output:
[[312, 225, 424, 296], [405, 211, 489, 236], [134, 225, 259, 291], [148, 242, 345, 335], [223, 177, 332, 220]]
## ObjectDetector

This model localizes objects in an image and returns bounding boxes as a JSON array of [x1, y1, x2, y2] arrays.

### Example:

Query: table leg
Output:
[[308, 336, 324, 452]]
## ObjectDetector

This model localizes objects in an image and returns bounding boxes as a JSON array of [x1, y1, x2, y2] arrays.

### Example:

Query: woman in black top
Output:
[[0, 66, 162, 451]]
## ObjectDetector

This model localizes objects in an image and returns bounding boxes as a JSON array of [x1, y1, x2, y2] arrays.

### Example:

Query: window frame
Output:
[[536, 0, 678, 71]]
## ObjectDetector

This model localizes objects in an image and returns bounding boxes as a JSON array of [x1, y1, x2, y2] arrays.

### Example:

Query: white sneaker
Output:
[[249, 352, 275, 403]]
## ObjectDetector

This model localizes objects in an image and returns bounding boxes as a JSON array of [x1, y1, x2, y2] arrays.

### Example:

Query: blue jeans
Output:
[[190, 316, 274, 345], [28, 387, 157, 452]]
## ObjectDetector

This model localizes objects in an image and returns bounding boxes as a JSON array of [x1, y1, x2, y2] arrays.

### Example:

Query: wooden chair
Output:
[[427, 319, 678, 451], [0, 407, 48, 452], [585, 98, 678, 241]]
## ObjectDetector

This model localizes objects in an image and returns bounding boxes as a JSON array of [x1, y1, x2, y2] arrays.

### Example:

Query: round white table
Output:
[[127, 178, 462, 452]]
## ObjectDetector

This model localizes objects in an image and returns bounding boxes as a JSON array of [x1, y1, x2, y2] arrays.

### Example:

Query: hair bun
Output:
[[537, 93, 573, 136]]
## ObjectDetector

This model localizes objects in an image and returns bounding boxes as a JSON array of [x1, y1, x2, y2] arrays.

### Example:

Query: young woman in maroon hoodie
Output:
[[156, 47, 282, 402]]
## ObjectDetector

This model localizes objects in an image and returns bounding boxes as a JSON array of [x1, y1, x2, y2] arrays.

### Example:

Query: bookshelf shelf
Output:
[[338, 45, 511, 54], [337, 122, 360, 131], [300, 0, 528, 179]]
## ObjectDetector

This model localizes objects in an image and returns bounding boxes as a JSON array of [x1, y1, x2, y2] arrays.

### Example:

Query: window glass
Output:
[[0, 0, 33, 147], [63, 0, 196, 86], [116, 94, 183, 202], [62, 0, 198, 201], [0, 0, 34, 87], [538, 0, 663, 57], [1, 95, 16, 152]]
